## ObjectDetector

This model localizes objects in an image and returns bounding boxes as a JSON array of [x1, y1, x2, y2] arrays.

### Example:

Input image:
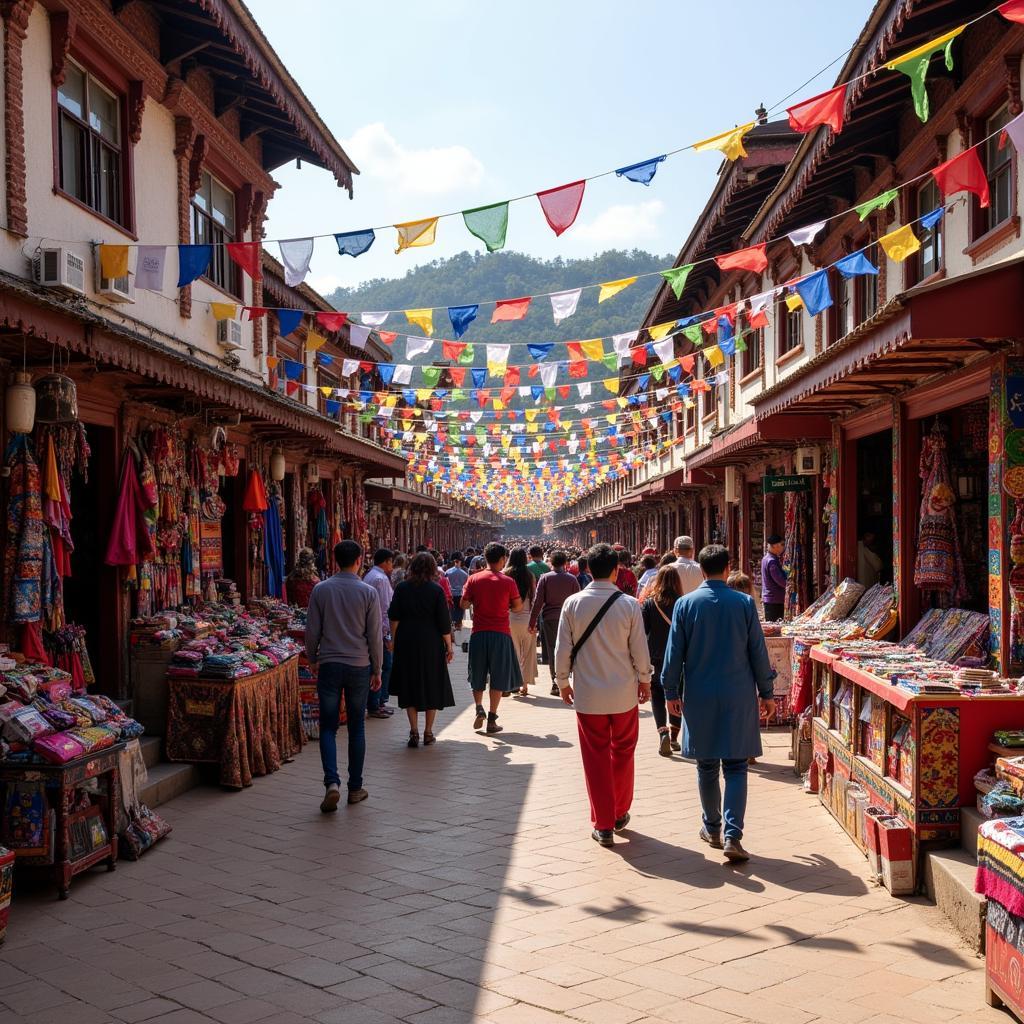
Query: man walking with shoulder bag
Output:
[[555, 543, 652, 847]]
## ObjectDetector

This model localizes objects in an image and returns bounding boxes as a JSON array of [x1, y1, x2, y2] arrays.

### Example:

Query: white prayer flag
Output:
[[486, 344, 510, 366], [539, 363, 558, 387], [393, 364, 413, 384], [134, 246, 167, 290], [787, 221, 827, 247], [577, 382, 591, 398], [612, 331, 639, 355], [279, 238, 314, 287], [653, 338, 675, 364], [549, 288, 581, 324], [361, 311, 390, 326], [349, 325, 371, 350], [341, 358, 359, 377], [406, 336, 433, 359]]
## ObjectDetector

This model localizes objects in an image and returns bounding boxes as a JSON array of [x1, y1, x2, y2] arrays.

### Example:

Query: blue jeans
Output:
[[696, 758, 748, 840], [317, 663, 371, 790], [368, 648, 392, 711]]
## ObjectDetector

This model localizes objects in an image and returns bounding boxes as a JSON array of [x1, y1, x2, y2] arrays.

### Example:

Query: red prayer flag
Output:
[[932, 146, 990, 208], [316, 311, 348, 332], [569, 360, 588, 378], [491, 297, 531, 322], [377, 330, 397, 346], [749, 309, 770, 329], [715, 303, 738, 325], [449, 367, 466, 386], [359, 361, 373, 372], [226, 241, 262, 281], [244, 306, 269, 320], [680, 354, 695, 373], [715, 243, 768, 274], [536, 180, 586, 236], [504, 366, 521, 387], [630, 346, 648, 366], [557, 386, 570, 399], [442, 340, 466, 361], [500, 387, 516, 403], [701, 318, 719, 336], [1000, 0, 1024, 23], [566, 342, 584, 361], [787, 85, 846, 135], [528, 364, 540, 379]]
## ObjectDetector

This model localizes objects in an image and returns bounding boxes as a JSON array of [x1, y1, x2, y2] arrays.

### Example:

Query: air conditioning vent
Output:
[[31, 247, 86, 294], [795, 446, 821, 475], [216, 319, 244, 351], [94, 251, 135, 303]]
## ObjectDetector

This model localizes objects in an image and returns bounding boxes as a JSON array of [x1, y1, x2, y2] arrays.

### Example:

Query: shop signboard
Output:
[[1007, 376, 1024, 428], [763, 474, 811, 494]]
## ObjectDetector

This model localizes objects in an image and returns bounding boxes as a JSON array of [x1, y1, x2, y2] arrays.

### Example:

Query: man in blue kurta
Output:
[[662, 544, 776, 862]]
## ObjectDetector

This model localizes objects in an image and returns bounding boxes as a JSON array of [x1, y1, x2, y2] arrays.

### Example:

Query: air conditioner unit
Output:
[[216, 319, 244, 351], [724, 465, 741, 504], [94, 251, 135, 303], [32, 247, 86, 295], [795, 446, 821, 474]]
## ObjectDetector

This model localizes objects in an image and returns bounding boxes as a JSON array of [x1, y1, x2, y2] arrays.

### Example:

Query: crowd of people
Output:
[[301, 534, 777, 861]]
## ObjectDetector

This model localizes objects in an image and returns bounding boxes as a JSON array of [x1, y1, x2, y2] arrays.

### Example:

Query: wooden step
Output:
[[139, 762, 201, 809]]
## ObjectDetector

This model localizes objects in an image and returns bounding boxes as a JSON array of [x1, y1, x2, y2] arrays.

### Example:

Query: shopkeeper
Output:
[[760, 535, 788, 622], [857, 530, 883, 589]]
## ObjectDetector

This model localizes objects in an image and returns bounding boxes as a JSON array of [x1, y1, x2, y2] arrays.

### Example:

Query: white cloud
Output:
[[572, 200, 666, 245], [343, 122, 484, 196]]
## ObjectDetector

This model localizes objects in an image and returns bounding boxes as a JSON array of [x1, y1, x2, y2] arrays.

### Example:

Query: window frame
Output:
[[910, 178, 945, 286], [854, 250, 878, 325], [828, 268, 852, 347], [191, 169, 241, 299], [741, 325, 762, 378], [777, 295, 803, 358], [972, 102, 1016, 242]]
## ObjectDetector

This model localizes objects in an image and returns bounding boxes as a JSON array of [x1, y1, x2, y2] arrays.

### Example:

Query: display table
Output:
[[765, 636, 794, 725], [0, 743, 122, 899], [810, 646, 1024, 865], [165, 656, 303, 788], [977, 821, 1024, 1019]]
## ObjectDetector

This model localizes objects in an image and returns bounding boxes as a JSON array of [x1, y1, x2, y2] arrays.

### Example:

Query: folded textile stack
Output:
[[980, 781, 1024, 819], [996, 730, 1024, 748], [782, 583, 894, 641], [166, 623, 301, 681], [900, 607, 990, 663], [957, 669, 1009, 693]]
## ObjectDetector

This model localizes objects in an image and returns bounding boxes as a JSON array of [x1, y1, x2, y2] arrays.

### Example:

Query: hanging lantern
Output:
[[270, 446, 286, 482], [5, 371, 36, 434], [34, 373, 78, 423]]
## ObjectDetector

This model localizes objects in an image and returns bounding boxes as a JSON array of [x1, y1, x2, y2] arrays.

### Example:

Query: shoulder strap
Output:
[[655, 601, 673, 626], [570, 591, 625, 671]]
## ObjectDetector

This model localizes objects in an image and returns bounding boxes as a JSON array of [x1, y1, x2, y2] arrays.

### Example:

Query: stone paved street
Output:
[[1, 644, 1002, 1024]]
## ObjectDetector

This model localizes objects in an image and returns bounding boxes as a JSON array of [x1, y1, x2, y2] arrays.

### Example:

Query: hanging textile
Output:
[[309, 487, 329, 573], [4, 435, 44, 624], [914, 421, 966, 602], [105, 449, 155, 567], [264, 492, 286, 600], [782, 490, 809, 618]]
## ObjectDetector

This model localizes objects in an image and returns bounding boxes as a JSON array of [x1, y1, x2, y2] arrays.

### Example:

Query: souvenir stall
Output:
[[976, 817, 1024, 1018]]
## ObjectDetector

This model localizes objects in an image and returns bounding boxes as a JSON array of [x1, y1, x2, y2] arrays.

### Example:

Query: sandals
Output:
[[407, 731, 419, 748], [423, 732, 436, 746]]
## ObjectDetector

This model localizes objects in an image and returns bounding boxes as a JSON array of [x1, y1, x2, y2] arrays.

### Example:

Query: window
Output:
[[830, 269, 851, 345], [855, 266, 877, 324], [191, 171, 238, 295], [777, 296, 803, 357], [702, 372, 716, 419], [742, 327, 762, 377], [982, 105, 1013, 234], [57, 61, 123, 225], [915, 178, 943, 281]]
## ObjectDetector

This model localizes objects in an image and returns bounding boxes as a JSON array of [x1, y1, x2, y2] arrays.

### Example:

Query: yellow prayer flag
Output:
[[603, 378, 619, 395], [525, 409, 538, 423], [648, 322, 674, 341], [306, 331, 327, 352], [784, 293, 804, 312], [395, 218, 439, 253], [527, 423, 538, 434], [693, 122, 756, 162], [211, 301, 238, 321], [415, 389, 432, 402], [405, 308, 434, 335], [705, 345, 725, 368], [885, 25, 964, 70], [99, 244, 129, 279], [684, 398, 695, 409], [606, 414, 617, 424], [266, 356, 279, 370], [493, 399, 505, 411], [320, 386, 332, 397], [414, 432, 427, 443], [598, 277, 637, 303], [487, 362, 507, 379], [879, 224, 921, 263], [580, 339, 604, 360], [617, 397, 629, 409]]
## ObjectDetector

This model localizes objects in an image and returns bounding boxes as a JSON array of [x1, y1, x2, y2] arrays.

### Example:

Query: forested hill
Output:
[[326, 250, 674, 348]]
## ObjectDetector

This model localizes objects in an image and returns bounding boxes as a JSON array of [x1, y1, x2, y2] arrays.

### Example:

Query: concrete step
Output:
[[961, 805, 985, 860], [139, 736, 162, 770], [139, 762, 201, 810], [924, 847, 986, 953]]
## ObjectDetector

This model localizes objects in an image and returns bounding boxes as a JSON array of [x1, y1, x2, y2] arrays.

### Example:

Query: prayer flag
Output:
[[716, 243, 768, 274], [462, 202, 508, 252], [649, 322, 675, 341], [283, 359, 304, 380], [653, 338, 674, 364], [177, 244, 211, 287], [422, 366, 441, 387], [210, 302, 237, 321], [306, 331, 327, 352], [226, 241, 261, 280], [442, 340, 466, 361], [492, 297, 531, 323], [885, 25, 964, 122], [613, 332, 638, 355], [598, 277, 636, 303], [528, 343, 554, 360], [931, 147, 990, 207], [334, 229, 375, 258], [393, 364, 413, 384], [794, 269, 833, 316], [279, 238, 314, 286], [277, 308, 302, 336], [244, 306, 268, 320], [99, 244, 129, 279], [854, 188, 899, 221], [405, 309, 434, 336], [407, 336, 432, 359], [266, 356, 279, 371], [603, 378, 619, 395], [784, 292, 803, 313], [787, 85, 846, 134], [835, 251, 878, 278], [1001, 0, 1024, 22], [693, 122, 755, 161], [458, 344, 475, 365], [660, 263, 694, 299], [879, 224, 921, 262], [395, 217, 438, 253], [704, 345, 725, 368], [682, 325, 703, 347], [361, 311, 390, 326], [550, 288, 581, 324], [316, 312, 347, 331], [448, 304, 478, 338], [349, 325, 371, 350], [537, 180, 586, 236], [920, 206, 945, 231], [614, 155, 666, 185], [134, 245, 166, 290], [787, 221, 827, 248], [378, 330, 397, 346], [378, 364, 395, 385]]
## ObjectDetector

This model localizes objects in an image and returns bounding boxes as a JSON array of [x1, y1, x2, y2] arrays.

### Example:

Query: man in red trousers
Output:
[[554, 543, 652, 846]]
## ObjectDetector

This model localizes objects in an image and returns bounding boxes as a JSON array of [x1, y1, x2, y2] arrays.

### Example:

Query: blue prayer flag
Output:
[[334, 229, 375, 258], [378, 364, 395, 385], [637, 374, 650, 391], [531, 385, 544, 401], [177, 244, 212, 287], [318, 354, 334, 366], [471, 368, 486, 388], [283, 359, 303, 380], [325, 399, 340, 417], [528, 343, 554, 361], [835, 250, 878, 278], [719, 336, 736, 357], [921, 206, 945, 231], [615, 155, 667, 186], [448, 304, 479, 339], [677, 382, 691, 397], [277, 308, 303, 336], [402, 389, 416, 405], [795, 269, 833, 316], [668, 364, 683, 382], [718, 316, 734, 342]]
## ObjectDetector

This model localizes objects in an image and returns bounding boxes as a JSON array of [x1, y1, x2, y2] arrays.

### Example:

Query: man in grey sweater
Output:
[[306, 540, 382, 812]]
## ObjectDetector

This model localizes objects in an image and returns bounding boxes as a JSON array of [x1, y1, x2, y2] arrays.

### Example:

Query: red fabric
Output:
[[749, 309, 770, 329], [702, 318, 719, 336], [576, 709, 639, 830], [242, 469, 269, 512], [1000, 0, 1024, 24], [491, 297, 531, 323], [630, 346, 647, 366], [616, 567, 638, 597], [105, 451, 155, 565], [558, 385, 570, 399], [787, 84, 846, 134], [316, 312, 348, 332], [536, 180, 586, 236], [569, 360, 587, 378], [243, 306, 269, 320], [715, 243, 768, 274], [932, 147, 990, 208], [680, 354, 695, 373], [500, 386, 516, 403], [378, 331, 397, 346], [226, 242, 262, 281], [462, 570, 520, 634], [20, 622, 50, 665], [449, 367, 466, 386], [443, 340, 466, 361], [504, 366, 521, 387]]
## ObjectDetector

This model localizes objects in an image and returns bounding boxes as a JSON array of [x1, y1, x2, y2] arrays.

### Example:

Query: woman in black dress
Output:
[[388, 552, 455, 747], [642, 565, 684, 758]]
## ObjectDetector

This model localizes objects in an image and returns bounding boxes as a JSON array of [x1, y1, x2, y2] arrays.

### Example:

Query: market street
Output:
[[1, 642, 998, 1024]]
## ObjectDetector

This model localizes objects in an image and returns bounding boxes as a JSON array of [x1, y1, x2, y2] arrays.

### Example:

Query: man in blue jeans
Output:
[[661, 544, 775, 862], [306, 539, 382, 812]]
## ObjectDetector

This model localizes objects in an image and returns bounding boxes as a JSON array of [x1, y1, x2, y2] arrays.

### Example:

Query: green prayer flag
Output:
[[458, 344, 475, 365], [651, 365, 665, 382], [891, 36, 956, 123], [734, 335, 748, 353], [545, 387, 555, 400], [359, 413, 372, 424], [462, 202, 509, 253], [660, 263, 695, 300], [854, 187, 899, 222], [683, 325, 703, 347], [421, 366, 441, 386], [451, 389, 465, 402], [602, 353, 618, 372]]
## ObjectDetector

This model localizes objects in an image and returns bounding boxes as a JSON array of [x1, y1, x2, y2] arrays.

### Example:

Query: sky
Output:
[[249, 0, 876, 300]]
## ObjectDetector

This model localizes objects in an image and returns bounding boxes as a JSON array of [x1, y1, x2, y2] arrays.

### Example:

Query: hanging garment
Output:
[[105, 450, 155, 566], [4, 436, 44, 623], [914, 423, 965, 600], [263, 495, 286, 600]]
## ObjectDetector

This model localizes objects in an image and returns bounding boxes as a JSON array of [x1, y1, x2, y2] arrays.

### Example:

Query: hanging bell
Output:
[[34, 373, 78, 424], [5, 371, 36, 434]]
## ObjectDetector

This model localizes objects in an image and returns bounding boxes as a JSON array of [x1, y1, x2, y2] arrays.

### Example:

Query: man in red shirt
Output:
[[460, 543, 524, 735], [615, 549, 639, 598]]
